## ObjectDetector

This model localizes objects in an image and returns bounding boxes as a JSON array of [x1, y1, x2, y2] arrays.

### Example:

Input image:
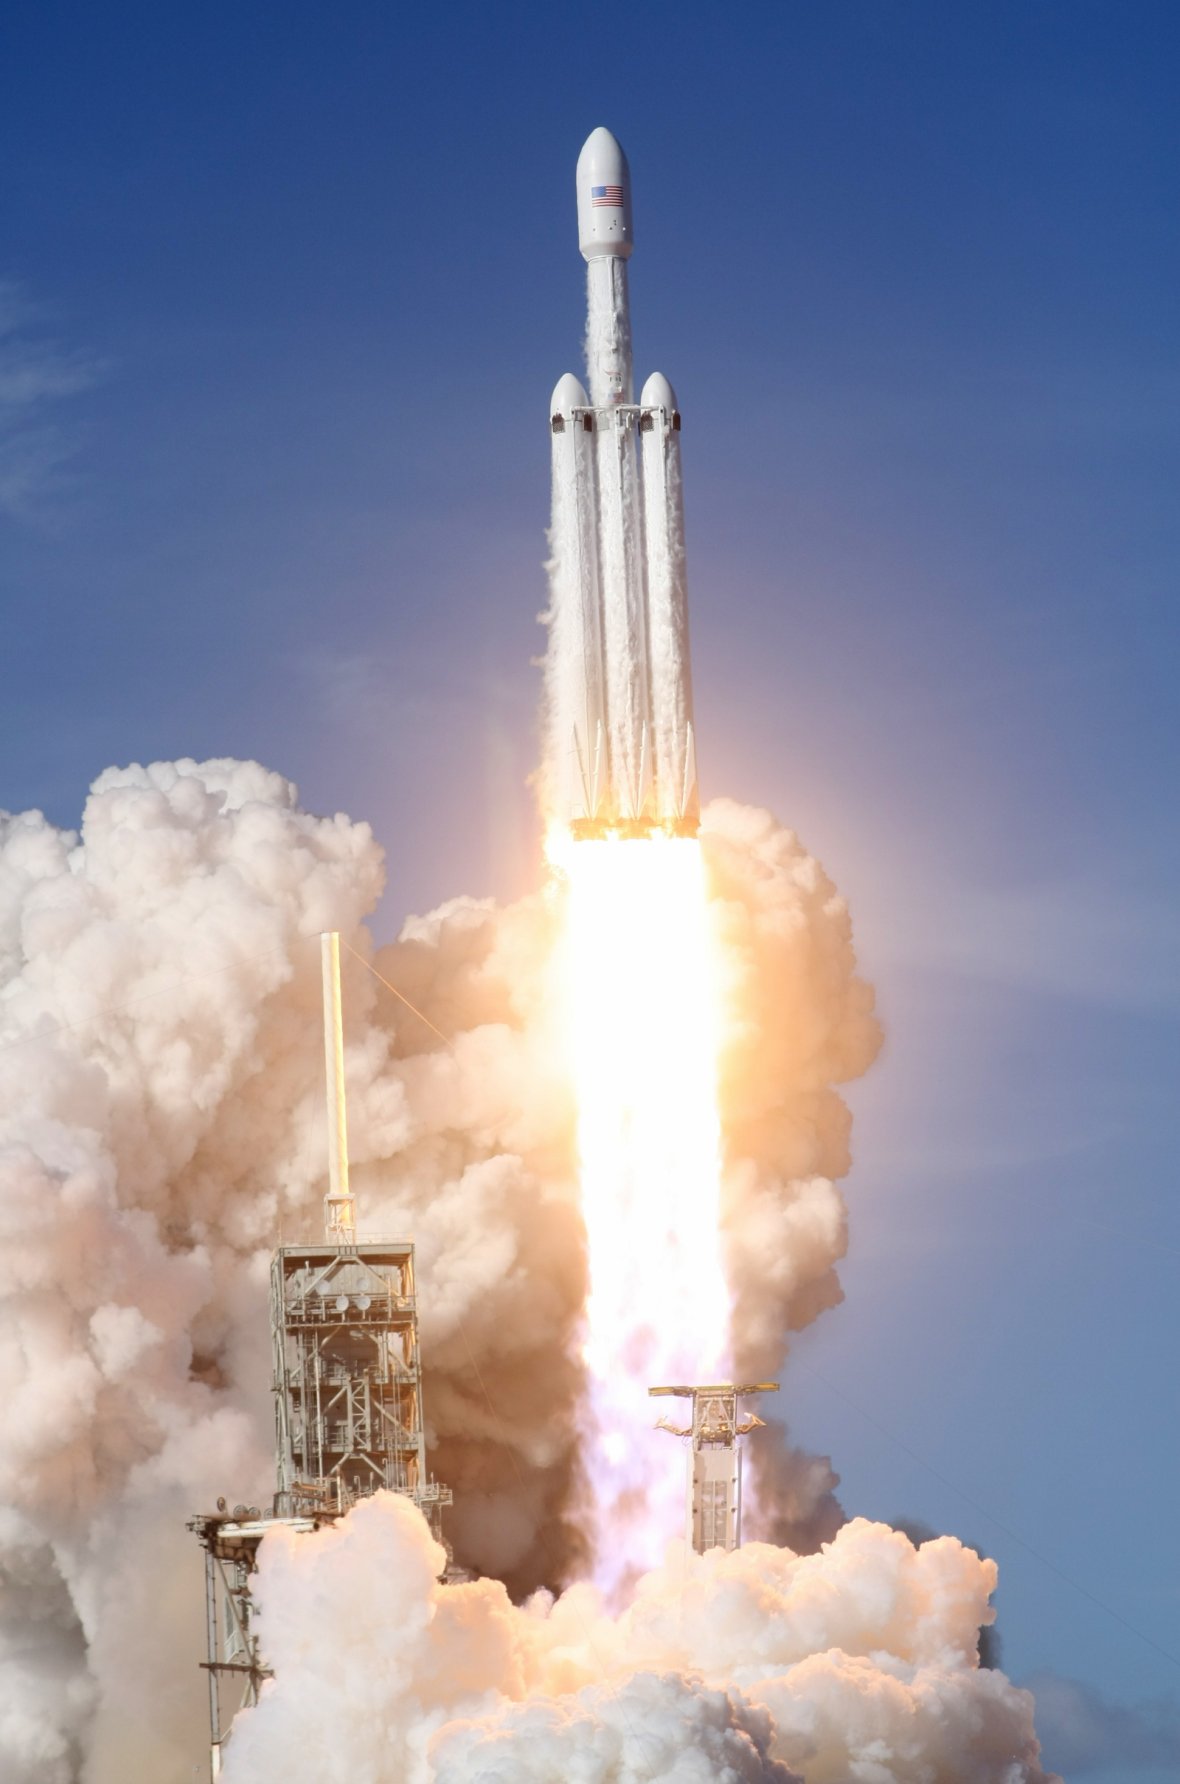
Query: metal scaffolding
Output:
[[189, 1243, 453, 1775], [649, 1381, 778, 1555], [187, 1507, 320, 1777], [188, 933, 453, 1777], [270, 1240, 451, 1537]]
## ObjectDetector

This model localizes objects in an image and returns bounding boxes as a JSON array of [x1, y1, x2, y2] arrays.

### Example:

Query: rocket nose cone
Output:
[[576, 126, 633, 261], [551, 372, 589, 416], [577, 126, 629, 184], [640, 372, 677, 412]]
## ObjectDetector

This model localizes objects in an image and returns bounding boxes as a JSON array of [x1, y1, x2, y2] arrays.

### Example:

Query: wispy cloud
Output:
[[296, 646, 524, 744], [899, 876, 1180, 1012], [1027, 1671, 1180, 1775], [860, 844, 1180, 1015], [0, 279, 103, 522], [300, 648, 468, 740]]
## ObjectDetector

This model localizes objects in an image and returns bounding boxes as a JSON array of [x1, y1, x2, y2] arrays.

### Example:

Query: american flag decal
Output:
[[591, 184, 624, 207]]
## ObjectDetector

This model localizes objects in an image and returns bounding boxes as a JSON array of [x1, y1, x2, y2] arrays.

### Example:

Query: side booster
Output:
[[549, 127, 698, 839]]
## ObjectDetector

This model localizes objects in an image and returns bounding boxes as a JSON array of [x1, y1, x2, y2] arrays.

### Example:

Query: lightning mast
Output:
[[320, 930, 355, 1245], [649, 1382, 778, 1554]]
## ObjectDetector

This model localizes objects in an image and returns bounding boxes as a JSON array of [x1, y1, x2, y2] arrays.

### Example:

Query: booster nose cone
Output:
[[640, 372, 678, 413], [550, 372, 590, 432], [551, 372, 590, 414], [576, 126, 633, 261]]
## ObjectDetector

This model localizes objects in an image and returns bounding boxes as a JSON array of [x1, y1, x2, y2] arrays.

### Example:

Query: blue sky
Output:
[[4, 4, 1179, 1774]]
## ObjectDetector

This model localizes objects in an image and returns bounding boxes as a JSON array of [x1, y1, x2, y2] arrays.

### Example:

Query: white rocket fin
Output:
[[636, 719, 651, 818], [680, 722, 697, 816], [573, 725, 592, 816], [592, 719, 605, 815]]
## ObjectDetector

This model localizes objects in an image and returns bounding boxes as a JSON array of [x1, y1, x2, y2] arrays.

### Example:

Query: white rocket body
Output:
[[547, 127, 698, 838]]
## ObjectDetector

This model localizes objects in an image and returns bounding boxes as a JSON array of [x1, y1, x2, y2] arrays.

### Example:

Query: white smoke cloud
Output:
[[0, 759, 380, 1778], [0, 755, 1055, 1780], [700, 798, 881, 1545], [218, 1491, 1054, 1783], [0, 756, 583, 1776]]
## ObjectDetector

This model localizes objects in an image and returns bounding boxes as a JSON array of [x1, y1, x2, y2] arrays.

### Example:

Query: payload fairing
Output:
[[548, 128, 698, 838]]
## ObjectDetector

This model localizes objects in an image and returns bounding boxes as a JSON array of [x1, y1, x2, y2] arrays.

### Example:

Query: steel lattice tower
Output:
[[650, 1381, 778, 1554], [188, 935, 452, 1777]]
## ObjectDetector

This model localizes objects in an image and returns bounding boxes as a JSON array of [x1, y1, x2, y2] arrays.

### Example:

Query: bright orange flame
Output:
[[551, 828, 730, 1595]]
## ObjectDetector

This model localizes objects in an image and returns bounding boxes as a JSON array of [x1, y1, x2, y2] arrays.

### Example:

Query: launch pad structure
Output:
[[187, 935, 452, 1777], [269, 1241, 447, 1521], [650, 1382, 778, 1554]]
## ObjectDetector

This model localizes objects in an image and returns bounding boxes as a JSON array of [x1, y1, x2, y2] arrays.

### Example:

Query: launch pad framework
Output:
[[187, 936, 454, 1774]]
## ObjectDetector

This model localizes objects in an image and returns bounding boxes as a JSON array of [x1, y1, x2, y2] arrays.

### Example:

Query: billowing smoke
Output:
[[705, 797, 881, 1548], [216, 1491, 1054, 1783], [0, 754, 1053, 1780]]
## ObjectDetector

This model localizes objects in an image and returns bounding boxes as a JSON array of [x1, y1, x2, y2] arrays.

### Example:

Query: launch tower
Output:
[[650, 1382, 778, 1554], [269, 1238, 449, 1525], [188, 934, 451, 1777]]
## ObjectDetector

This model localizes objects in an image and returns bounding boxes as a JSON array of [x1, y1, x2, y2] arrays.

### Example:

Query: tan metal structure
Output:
[[650, 1382, 778, 1555], [189, 933, 452, 1777], [187, 1506, 322, 1777], [270, 1239, 450, 1530]]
